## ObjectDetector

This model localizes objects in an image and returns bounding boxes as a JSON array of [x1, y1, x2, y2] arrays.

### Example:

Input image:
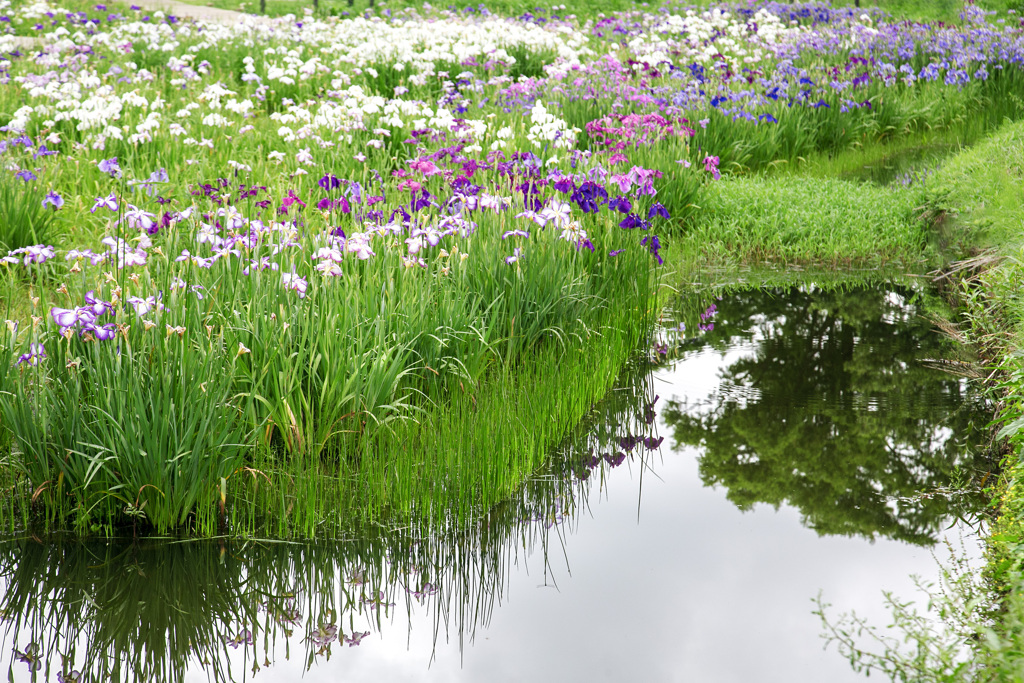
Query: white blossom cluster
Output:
[[627, 7, 802, 71], [0, 1, 594, 151]]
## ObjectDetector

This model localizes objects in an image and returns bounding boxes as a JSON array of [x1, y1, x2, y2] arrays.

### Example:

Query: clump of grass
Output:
[[683, 175, 927, 266], [1, 324, 246, 534], [922, 119, 1024, 252], [0, 173, 57, 252]]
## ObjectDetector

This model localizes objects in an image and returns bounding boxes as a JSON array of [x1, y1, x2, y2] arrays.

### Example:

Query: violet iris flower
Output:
[[647, 203, 670, 220], [11, 245, 55, 265], [51, 307, 94, 328], [16, 343, 45, 366], [42, 190, 63, 209], [641, 234, 663, 265], [318, 174, 340, 191], [84, 290, 113, 316], [98, 157, 122, 178], [608, 196, 632, 213], [282, 271, 308, 298], [92, 324, 116, 341]]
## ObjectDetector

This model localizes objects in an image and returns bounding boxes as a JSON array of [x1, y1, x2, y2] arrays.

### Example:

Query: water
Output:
[[0, 282, 993, 682], [842, 143, 955, 186]]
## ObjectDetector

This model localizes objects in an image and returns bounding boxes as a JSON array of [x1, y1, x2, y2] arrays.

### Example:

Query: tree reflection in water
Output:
[[662, 284, 993, 546]]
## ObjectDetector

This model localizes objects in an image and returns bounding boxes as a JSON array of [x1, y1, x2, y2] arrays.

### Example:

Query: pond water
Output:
[[0, 282, 993, 682]]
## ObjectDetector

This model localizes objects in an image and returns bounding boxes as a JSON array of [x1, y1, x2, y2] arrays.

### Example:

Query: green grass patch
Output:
[[680, 176, 927, 267]]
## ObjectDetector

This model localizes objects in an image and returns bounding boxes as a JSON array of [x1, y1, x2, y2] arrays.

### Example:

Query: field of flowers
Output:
[[0, 0, 1021, 535]]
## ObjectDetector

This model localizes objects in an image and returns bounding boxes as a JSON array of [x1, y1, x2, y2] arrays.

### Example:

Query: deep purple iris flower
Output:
[[647, 203, 670, 220], [608, 196, 632, 214], [553, 177, 574, 194], [619, 213, 649, 230], [641, 234, 663, 265], [318, 174, 341, 192]]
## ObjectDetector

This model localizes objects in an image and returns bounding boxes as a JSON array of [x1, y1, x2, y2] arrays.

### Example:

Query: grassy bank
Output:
[[679, 175, 929, 267]]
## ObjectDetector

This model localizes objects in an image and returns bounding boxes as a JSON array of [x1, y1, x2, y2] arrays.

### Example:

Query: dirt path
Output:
[[129, 0, 272, 25], [3, 0, 271, 49], [130, 0, 272, 25]]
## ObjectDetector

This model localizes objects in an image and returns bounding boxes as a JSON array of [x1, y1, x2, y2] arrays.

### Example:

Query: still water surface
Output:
[[0, 283, 992, 682]]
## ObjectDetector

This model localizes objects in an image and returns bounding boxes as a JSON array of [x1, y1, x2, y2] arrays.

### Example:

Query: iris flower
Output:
[[91, 192, 118, 213], [98, 157, 122, 178], [647, 203, 670, 220], [703, 156, 721, 180], [42, 190, 63, 209], [16, 343, 46, 366], [608, 196, 631, 213], [318, 174, 341, 191], [538, 200, 572, 227], [282, 271, 308, 298]]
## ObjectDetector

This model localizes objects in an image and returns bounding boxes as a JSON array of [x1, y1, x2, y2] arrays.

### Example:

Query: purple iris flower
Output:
[[16, 343, 45, 366], [505, 247, 523, 264], [11, 245, 55, 265], [345, 631, 370, 647], [84, 290, 113, 316], [619, 213, 645, 230], [92, 324, 117, 341], [641, 234, 663, 265], [608, 196, 632, 214], [52, 307, 87, 328], [647, 203, 670, 220], [703, 156, 720, 181], [129, 168, 168, 196], [120, 206, 157, 232], [553, 177, 574, 194], [42, 190, 63, 210], [411, 189, 434, 212], [98, 157, 122, 178], [15, 170, 36, 182], [318, 174, 341, 192], [282, 272, 308, 298]]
